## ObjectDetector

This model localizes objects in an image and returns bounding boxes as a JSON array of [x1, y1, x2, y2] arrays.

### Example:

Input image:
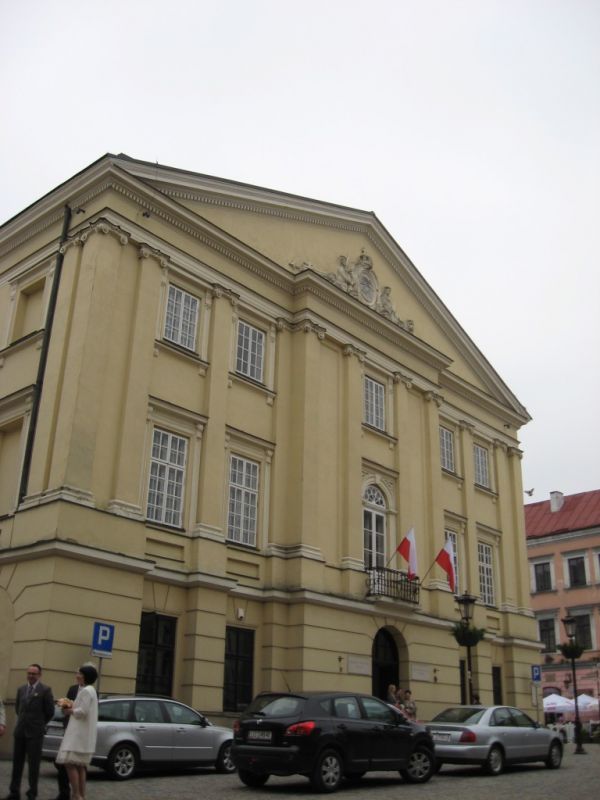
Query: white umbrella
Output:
[[575, 694, 599, 709], [543, 693, 574, 713]]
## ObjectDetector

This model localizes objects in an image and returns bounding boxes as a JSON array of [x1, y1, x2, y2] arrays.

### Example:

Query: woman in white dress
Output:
[[56, 664, 98, 800]]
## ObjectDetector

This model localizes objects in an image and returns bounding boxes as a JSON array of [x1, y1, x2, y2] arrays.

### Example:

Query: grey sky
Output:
[[1, 0, 598, 503]]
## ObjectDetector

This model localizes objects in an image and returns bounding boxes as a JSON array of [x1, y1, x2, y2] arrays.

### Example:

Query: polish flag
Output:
[[435, 538, 456, 593], [397, 528, 418, 580]]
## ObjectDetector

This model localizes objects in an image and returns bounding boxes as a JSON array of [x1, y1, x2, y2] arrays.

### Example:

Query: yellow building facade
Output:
[[0, 155, 538, 744]]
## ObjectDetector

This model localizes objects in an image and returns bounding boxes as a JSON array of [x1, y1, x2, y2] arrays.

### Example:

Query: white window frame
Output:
[[227, 454, 260, 546], [563, 551, 589, 588], [478, 540, 496, 606], [537, 615, 558, 653], [164, 284, 199, 351], [569, 609, 595, 650], [530, 558, 555, 593], [440, 426, 455, 472], [473, 443, 490, 488], [236, 320, 265, 383], [363, 376, 386, 430], [146, 428, 188, 527], [444, 528, 460, 595]]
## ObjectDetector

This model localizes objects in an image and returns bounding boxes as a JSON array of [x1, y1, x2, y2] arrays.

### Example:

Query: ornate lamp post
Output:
[[561, 615, 586, 755], [455, 593, 479, 705]]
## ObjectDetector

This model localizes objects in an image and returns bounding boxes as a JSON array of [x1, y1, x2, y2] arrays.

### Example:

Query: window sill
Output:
[[229, 371, 276, 404], [532, 588, 557, 595], [474, 483, 498, 499], [155, 338, 208, 371], [226, 539, 259, 553], [145, 520, 187, 536], [441, 468, 463, 484], [361, 423, 397, 446]]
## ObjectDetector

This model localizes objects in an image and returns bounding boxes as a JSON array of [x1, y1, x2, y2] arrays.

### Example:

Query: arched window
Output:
[[363, 485, 386, 568]]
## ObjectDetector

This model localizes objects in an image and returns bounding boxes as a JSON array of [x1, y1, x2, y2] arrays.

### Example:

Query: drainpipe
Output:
[[18, 204, 72, 504]]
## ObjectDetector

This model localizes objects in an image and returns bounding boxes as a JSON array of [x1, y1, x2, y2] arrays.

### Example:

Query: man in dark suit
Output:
[[54, 683, 78, 800], [5, 664, 54, 800]]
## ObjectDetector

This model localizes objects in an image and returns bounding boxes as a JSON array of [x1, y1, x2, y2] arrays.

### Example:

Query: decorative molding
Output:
[[425, 390, 444, 407], [192, 522, 226, 542], [19, 485, 96, 511], [292, 319, 326, 341], [339, 556, 366, 571], [0, 537, 154, 574], [343, 343, 366, 362], [264, 543, 325, 561], [106, 499, 145, 520], [459, 419, 475, 433], [60, 218, 129, 253], [393, 370, 413, 389]]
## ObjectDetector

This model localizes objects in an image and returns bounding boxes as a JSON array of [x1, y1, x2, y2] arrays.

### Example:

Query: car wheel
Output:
[[238, 769, 270, 787], [310, 749, 343, 793], [483, 745, 504, 776], [107, 743, 139, 780], [400, 745, 435, 784], [215, 741, 236, 773], [545, 741, 562, 769]]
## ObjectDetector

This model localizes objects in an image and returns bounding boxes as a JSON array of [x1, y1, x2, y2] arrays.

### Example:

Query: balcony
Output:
[[366, 566, 420, 604]]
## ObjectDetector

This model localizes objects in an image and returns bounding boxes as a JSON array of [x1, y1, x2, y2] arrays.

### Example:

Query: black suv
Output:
[[232, 691, 435, 792]]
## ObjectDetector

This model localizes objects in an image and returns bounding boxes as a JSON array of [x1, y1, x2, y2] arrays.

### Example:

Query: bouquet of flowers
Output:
[[56, 698, 73, 709]]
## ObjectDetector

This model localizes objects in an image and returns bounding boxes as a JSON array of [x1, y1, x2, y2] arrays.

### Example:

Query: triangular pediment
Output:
[[1, 153, 529, 425]]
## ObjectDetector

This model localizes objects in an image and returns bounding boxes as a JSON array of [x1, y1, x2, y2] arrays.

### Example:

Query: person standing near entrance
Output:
[[5, 663, 55, 800]]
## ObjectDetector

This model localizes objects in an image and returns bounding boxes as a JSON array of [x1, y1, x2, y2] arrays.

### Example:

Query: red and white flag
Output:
[[397, 528, 418, 580], [435, 538, 456, 593]]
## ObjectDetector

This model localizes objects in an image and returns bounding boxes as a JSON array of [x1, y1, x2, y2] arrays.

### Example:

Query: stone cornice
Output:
[[0, 538, 154, 574]]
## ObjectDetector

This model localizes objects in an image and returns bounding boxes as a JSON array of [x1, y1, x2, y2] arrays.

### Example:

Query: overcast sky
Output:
[[1, 0, 598, 505]]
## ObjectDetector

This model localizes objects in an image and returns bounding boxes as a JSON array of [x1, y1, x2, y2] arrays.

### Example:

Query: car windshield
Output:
[[431, 707, 486, 724], [245, 694, 305, 718]]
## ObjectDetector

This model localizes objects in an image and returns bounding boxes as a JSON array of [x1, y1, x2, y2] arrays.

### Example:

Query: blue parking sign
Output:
[[531, 665, 541, 683], [92, 622, 115, 658]]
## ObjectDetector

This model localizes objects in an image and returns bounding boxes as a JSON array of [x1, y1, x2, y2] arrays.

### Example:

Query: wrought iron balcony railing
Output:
[[366, 566, 420, 604]]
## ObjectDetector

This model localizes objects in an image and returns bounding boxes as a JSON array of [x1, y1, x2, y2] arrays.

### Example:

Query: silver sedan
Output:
[[43, 695, 235, 780], [426, 705, 563, 775]]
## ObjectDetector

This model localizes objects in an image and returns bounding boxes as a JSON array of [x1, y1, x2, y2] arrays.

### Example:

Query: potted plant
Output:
[[451, 621, 486, 647]]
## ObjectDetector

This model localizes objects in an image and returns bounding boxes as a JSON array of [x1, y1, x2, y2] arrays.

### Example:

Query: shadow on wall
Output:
[[0, 585, 15, 757]]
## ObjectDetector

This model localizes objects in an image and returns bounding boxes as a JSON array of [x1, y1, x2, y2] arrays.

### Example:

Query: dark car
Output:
[[426, 705, 563, 775], [231, 691, 435, 792], [42, 695, 234, 780]]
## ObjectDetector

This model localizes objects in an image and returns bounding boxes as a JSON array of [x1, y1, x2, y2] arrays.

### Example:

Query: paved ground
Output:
[[1, 746, 598, 800]]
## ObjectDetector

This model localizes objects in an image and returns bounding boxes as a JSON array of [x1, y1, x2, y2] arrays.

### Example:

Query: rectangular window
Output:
[[534, 561, 553, 592], [364, 376, 385, 430], [236, 320, 265, 382], [223, 626, 254, 712], [572, 614, 592, 650], [568, 555, 587, 587], [440, 426, 455, 472], [539, 618, 556, 652], [478, 541, 495, 606], [135, 612, 176, 696], [146, 428, 187, 527], [164, 285, 199, 350], [228, 455, 259, 546], [473, 444, 490, 488]]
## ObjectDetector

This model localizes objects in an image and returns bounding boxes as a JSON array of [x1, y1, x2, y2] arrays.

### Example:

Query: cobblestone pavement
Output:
[[1, 747, 598, 800]]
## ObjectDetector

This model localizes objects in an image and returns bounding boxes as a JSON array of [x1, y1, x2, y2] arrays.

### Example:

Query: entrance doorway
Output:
[[372, 628, 399, 700]]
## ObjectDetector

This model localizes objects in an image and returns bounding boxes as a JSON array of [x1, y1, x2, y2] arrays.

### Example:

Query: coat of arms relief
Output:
[[290, 248, 413, 331]]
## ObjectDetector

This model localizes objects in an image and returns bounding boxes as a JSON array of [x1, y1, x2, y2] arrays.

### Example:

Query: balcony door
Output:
[[363, 485, 386, 568]]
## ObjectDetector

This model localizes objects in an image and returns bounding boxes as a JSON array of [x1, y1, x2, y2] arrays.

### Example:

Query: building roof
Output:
[[525, 490, 600, 539]]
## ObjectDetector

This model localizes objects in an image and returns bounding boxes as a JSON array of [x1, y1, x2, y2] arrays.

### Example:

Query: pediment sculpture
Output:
[[289, 248, 413, 331], [326, 249, 405, 327]]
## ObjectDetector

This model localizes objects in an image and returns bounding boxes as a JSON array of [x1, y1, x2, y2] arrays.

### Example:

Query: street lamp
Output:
[[456, 593, 478, 705], [561, 615, 586, 755]]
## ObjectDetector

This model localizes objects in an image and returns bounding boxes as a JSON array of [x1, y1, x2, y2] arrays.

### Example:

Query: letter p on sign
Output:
[[92, 621, 115, 657]]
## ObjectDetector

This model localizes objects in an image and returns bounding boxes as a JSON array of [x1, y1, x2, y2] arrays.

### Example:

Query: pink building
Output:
[[526, 490, 600, 703]]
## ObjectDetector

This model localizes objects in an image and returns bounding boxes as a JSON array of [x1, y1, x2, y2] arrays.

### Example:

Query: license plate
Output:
[[248, 729, 272, 742], [432, 732, 451, 742]]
